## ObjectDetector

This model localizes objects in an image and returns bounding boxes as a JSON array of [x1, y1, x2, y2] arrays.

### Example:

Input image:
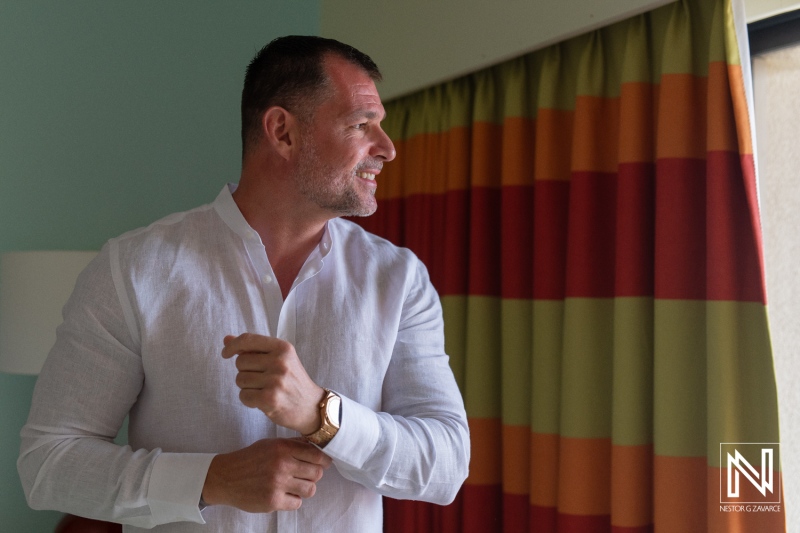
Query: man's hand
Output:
[[201, 438, 332, 513], [222, 333, 324, 434]]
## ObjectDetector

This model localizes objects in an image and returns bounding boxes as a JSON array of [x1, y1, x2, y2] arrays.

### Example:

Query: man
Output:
[[18, 36, 470, 532]]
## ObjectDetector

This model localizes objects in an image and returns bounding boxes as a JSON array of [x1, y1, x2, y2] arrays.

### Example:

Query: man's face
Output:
[[293, 55, 396, 217]]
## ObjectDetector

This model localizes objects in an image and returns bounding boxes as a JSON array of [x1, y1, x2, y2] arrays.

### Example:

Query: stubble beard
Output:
[[294, 139, 377, 218]]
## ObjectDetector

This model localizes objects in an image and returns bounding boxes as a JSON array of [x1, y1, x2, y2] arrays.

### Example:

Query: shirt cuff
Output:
[[147, 452, 217, 525], [321, 393, 380, 468]]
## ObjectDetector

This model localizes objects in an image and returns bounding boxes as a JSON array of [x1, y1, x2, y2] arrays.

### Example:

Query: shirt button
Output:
[[262, 274, 273, 284]]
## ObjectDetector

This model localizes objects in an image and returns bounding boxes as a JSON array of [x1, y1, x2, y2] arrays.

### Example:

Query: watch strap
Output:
[[303, 389, 341, 447]]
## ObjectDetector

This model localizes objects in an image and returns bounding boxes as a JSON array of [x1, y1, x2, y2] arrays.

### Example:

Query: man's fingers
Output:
[[291, 459, 326, 483], [273, 492, 303, 511], [291, 442, 334, 469], [234, 351, 291, 373], [239, 388, 274, 410], [235, 370, 268, 390], [222, 333, 289, 359], [287, 478, 318, 499]]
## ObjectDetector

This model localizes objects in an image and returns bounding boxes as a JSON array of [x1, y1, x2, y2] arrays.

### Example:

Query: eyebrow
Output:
[[346, 109, 385, 122]]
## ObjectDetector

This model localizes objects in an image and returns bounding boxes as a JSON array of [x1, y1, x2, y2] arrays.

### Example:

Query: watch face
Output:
[[326, 395, 341, 428]]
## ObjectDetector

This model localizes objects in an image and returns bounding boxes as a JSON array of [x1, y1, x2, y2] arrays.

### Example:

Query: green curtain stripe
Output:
[[501, 299, 533, 426], [500, 55, 545, 120], [709, 0, 729, 65], [463, 296, 503, 419], [560, 298, 615, 439], [472, 68, 501, 124], [536, 44, 577, 112], [441, 296, 468, 394], [577, 32, 607, 98], [531, 300, 565, 435], [660, 0, 696, 76], [575, 26, 626, 97], [620, 15, 654, 85], [653, 299, 778, 461], [612, 297, 655, 446], [654, 299, 708, 458], [706, 301, 779, 468], [659, 0, 718, 76]]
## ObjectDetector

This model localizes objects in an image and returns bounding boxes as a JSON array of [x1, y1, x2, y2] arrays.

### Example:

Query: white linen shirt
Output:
[[18, 184, 470, 532]]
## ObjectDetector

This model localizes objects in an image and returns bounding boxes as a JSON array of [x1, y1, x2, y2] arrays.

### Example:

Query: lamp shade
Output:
[[0, 251, 97, 375]]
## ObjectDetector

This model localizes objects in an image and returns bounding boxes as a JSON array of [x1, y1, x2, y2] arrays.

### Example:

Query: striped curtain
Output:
[[354, 0, 785, 531]]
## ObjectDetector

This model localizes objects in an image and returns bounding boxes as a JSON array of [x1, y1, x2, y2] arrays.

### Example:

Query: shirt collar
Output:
[[213, 183, 334, 258], [213, 183, 262, 244]]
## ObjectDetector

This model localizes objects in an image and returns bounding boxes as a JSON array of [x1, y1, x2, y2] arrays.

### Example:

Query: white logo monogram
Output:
[[727, 448, 773, 497], [719, 443, 781, 505]]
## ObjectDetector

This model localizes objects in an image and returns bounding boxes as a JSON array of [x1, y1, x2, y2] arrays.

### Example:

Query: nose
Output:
[[372, 126, 396, 162]]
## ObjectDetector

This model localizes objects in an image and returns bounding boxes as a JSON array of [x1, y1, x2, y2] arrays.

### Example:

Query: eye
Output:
[[353, 123, 367, 130]]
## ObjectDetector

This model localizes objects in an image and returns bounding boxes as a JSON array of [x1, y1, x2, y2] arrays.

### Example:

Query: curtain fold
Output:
[[353, 0, 784, 531]]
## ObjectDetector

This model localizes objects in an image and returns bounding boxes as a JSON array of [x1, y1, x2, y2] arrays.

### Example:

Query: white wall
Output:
[[753, 45, 800, 530]]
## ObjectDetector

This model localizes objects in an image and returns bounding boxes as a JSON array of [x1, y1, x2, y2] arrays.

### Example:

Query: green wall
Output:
[[0, 2, 319, 530]]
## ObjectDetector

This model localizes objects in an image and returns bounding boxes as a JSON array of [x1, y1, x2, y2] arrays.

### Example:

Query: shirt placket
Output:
[[275, 237, 330, 533]]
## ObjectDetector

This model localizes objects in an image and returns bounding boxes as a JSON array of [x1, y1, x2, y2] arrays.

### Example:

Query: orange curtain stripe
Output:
[[726, 64, 754, 156], [653, 455, 708, 533], [465, 417, 502, 486], [502, 425, 530, 495], [618, 82, 656, 164], [557, 437, 612, 516], [529, 432, 560, 507], [470, 122, 504, 188], [707, 61, 741, 153], [611, 444, 654, 527], [572, 96, 621, 173], [501, 117, 536, 187], [534, 109, 575, 181], [656, 73, 708, 160]]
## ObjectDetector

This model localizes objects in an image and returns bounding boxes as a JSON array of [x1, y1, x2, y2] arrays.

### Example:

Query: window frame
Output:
[[749, 9, 800, 56]]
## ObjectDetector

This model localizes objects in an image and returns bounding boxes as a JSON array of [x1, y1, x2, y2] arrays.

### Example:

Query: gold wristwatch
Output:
[[303, 389, 341, 448]]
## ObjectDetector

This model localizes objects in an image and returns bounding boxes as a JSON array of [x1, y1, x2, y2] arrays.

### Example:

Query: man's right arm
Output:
[[17, 244, 213, 527], [18, 245, 333, 524]]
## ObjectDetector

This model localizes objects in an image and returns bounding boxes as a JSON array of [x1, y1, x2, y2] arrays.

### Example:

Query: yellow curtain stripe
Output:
[[560, 298, 616, 439], [612, 298, 655, 447], [531, 300, 565, 435], [654, 299, 708, 458], [706, 300, 780, 468], [501, 299, 533, 427]]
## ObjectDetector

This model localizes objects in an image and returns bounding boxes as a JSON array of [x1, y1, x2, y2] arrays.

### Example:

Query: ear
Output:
[[261, 106, 300, 161]]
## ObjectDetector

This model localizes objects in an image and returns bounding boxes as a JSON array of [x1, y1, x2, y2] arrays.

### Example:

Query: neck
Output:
[[233, 168, 332, 299]]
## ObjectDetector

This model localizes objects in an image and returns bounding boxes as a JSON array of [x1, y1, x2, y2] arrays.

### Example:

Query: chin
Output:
[[343, 202, 377, 218]]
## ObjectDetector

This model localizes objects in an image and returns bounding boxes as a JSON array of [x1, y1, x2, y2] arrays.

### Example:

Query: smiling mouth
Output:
[[357, 171, 376, 181]]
